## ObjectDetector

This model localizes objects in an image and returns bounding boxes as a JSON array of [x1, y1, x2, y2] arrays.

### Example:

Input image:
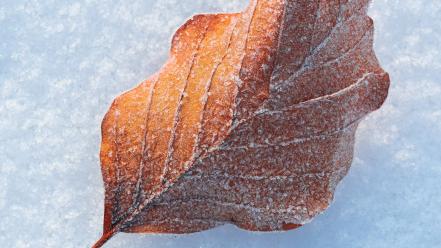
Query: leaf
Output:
[[92, 0, 390, 247]]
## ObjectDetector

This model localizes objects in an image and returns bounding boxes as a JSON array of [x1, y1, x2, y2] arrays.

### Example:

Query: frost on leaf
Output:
[[93, 0, 390, 247]]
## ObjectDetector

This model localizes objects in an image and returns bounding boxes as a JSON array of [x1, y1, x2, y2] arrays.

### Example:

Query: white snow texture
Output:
[[0, 0, 440, 247]]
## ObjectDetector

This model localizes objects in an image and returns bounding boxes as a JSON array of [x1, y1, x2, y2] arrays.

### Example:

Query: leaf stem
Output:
[[91, 228, 117, 248]]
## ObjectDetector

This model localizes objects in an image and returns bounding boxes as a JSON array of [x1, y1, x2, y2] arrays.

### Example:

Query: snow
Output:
[[1, 0, 440, 247]]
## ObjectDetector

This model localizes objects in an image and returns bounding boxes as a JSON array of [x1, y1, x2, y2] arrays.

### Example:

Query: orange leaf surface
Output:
[[93, 0, 390, 247]]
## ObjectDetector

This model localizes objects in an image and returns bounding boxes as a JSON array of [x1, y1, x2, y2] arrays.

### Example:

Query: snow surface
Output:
[[1, 0, 440, 247]]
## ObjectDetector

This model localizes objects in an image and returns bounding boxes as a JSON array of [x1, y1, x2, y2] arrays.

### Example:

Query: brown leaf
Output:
[[92, 0, 390, 247]]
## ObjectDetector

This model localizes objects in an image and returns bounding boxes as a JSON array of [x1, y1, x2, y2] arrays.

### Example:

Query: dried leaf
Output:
[[93, 0, 390, 247]]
